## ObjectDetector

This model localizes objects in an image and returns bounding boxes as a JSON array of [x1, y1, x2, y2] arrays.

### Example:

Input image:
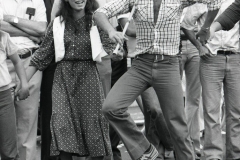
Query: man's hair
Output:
[[59, 0, 99, 31]]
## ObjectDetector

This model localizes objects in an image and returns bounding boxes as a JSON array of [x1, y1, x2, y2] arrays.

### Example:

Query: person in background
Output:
[[0, 29, 29, 160], [209, 0, 240, 38], [183, 0, 240, 159], [41, 0, 58, 160], [26, 0, 112, 159], [180, 3, 208, 159], [0, 1, 47, 160]]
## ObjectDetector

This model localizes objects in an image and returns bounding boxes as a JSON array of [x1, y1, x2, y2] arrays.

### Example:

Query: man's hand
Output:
[[199, 45, 215, 59], [108, 30, 128, 47], [198, 45, 208, 57], [15, 83, 30, 101], [196, 27, 210, 45]]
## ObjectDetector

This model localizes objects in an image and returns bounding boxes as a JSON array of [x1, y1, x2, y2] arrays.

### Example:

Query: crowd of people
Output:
[[0, 0, 240, 160]]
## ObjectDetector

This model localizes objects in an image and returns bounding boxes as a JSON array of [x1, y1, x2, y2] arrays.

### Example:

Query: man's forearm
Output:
[[4, 15, 47, 37], [182, 28, 202, 50], [202, 10, 219, 29], [215, 0, 240, 30], [94, 12, 116, 35], [1, 21, 30, 37]]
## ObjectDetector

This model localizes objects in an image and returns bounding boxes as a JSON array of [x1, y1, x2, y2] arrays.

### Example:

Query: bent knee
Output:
[[102, 101, 115, 116]]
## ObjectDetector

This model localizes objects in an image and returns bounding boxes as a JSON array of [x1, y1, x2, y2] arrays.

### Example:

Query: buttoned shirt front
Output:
[[96, 0, 221, 56], [181, 0, 239, 55], [0, 0, 47, 50], [0, 31, 18, 91]]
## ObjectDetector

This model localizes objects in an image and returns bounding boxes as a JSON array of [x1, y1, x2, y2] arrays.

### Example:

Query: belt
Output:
[[217, 50, 236, 55], [18, 48, 37, 59], [136, 54, 177, 62]]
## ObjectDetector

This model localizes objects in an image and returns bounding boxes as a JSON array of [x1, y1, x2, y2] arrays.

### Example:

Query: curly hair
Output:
[[59, 0, 99, 32]]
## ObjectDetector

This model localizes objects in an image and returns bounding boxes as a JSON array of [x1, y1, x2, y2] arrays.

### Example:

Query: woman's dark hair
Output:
[[59, 0, 99, 31]]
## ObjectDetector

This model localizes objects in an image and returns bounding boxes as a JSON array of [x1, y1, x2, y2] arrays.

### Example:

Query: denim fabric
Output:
[[200, 54, 240, 160], [141, 87, 173, 160], [102, 55, 195, 160], [141, 87, 174, 151], [180, 47, 201, 155], [0, 89, 18, 160]]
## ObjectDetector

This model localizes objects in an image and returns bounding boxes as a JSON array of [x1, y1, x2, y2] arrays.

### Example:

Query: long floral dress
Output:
[[30, 17, 112, 157]]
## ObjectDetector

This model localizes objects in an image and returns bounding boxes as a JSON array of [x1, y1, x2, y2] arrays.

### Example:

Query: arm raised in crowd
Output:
[[94, 0, 133, 46]]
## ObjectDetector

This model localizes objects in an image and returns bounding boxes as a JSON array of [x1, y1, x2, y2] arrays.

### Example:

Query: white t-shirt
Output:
[[0, 31, 19, 91]]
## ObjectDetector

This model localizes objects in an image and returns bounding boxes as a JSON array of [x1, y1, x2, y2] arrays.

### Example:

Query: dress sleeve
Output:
[[30, 21, 55, 71], [98, 27, 115, 55], [216, 0, 240, 30]]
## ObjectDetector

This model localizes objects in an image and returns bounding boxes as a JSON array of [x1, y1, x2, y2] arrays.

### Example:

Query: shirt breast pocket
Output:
[[134, 5, 147, 21], [164, 3, 180, 20]]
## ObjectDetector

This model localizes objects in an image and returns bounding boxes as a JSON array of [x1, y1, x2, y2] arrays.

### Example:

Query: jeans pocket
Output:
[[168, 56, 179, 65]]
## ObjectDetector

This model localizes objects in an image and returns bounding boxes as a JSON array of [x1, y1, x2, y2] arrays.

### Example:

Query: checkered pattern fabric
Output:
[[96, 0, 221, 55]]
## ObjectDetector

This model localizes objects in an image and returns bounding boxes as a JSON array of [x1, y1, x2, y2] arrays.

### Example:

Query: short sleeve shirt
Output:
[[181, 3, 208, 30], [0, 31, 19, 89]]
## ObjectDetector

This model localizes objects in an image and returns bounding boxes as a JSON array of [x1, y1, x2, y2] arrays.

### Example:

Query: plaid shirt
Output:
[[95, 0, 221, 55]]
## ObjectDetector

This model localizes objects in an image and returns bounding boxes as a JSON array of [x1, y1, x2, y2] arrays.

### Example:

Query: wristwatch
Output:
[[13, 17, 19, 24]]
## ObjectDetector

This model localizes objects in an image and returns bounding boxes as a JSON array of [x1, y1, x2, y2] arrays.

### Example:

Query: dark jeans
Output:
[[102, 54, 194, 160], [0, 89, 18, 160], [141, 87, 173, 152]]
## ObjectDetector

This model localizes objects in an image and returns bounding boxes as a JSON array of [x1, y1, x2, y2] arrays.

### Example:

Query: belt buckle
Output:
[[154, 54, 164, 62]]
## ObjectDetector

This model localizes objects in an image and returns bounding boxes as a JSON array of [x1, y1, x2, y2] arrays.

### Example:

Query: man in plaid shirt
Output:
[[94, 0, 221, 160]]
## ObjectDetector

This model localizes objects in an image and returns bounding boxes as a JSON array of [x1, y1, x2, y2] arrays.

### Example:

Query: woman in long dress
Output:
[[27, 0, 112, 159]]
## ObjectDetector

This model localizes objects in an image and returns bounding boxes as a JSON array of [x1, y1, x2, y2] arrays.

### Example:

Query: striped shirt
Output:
[[95, 0, 221, 56]]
